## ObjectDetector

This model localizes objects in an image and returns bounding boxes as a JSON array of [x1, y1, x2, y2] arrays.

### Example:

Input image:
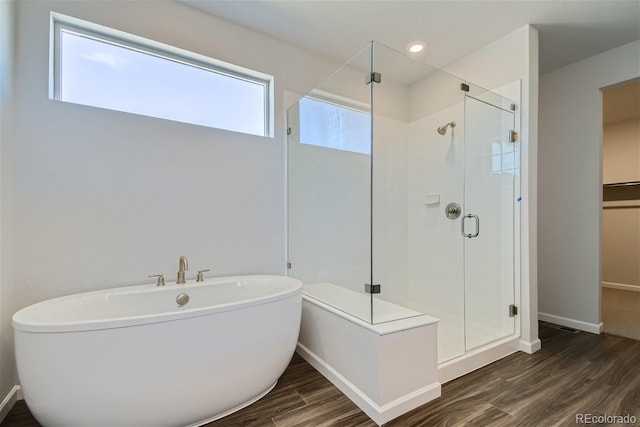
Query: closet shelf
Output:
[[603, 180, 640, 204], [603, 181, 640, 188]]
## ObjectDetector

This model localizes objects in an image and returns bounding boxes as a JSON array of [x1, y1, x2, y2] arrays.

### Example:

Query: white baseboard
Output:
[[0, 385, 20, 423], [438, 336, 520, 384], [519, 338, 541, 354], [297, 343, 441, 426], [539, 312, 603, 334]]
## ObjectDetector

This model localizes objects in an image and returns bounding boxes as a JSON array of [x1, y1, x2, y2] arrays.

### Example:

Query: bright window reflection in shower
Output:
[[489, 125, 517, 173], [299, 97, 371, 155]]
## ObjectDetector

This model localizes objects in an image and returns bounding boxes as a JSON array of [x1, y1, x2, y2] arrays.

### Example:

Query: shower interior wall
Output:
[[375, 74, 521, 362], [404, 79, 521, 362]]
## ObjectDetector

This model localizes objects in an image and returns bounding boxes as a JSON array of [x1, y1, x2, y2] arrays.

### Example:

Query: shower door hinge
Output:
[[365, 72, 382, 85], [287, 262, 292, 269], [287, 127, 292, 135], [460, 83, 470, 92], [365, 284, 381, 294], [509, 304, 518, 317], [509, 130, 518, 143]]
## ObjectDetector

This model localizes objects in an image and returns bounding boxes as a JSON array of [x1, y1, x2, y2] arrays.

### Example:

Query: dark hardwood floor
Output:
[[3, 323, 639, 426]]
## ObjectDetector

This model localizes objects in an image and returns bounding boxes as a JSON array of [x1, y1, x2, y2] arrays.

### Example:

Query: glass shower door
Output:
[[463, 93, 517, 350]]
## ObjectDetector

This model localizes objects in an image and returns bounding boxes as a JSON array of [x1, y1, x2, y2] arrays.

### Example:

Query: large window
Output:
[[50, 13, 273, 137]]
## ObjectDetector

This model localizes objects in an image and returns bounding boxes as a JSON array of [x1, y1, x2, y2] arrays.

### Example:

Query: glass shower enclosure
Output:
[[287, 41, 519, 363]]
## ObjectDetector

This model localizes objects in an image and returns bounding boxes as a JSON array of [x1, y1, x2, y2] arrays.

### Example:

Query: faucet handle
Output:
[[149, 274, 165, 287], [196, 269, 210, 282]]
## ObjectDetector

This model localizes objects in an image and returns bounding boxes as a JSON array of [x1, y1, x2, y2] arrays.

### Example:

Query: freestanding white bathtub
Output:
[[12, 275, 302, 427]]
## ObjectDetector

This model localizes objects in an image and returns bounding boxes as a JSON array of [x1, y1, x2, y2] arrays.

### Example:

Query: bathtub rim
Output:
[[13, 275, 302, 334]]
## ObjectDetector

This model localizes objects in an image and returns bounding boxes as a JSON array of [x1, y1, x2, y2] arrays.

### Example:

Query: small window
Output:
[[299, 96, 371, 155], [50, 13, 273, 137]]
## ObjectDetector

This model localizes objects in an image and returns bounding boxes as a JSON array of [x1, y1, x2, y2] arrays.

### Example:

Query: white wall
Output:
[[538, 39, 640, 332], [0, 0, 17, 410], [3, 0, 342, 404]]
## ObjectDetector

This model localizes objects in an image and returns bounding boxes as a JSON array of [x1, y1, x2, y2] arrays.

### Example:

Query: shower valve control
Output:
[[445, 203, 461, 219]]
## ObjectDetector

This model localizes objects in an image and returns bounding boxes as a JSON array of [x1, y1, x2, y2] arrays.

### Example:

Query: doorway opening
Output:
[[601, 77, 640, 340]]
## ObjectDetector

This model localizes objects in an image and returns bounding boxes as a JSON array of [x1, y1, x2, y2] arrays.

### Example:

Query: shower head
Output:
[[437, 121, 456, 135]]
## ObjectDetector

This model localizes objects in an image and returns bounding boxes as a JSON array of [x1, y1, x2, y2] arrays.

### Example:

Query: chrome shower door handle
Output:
[[461, 214, 480, 238]]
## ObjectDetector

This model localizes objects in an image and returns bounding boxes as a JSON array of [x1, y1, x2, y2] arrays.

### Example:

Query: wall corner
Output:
[[519, 23, 540, 348]]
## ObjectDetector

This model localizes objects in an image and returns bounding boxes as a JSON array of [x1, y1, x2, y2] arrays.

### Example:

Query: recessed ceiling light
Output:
[[407, 41, 426, 54]]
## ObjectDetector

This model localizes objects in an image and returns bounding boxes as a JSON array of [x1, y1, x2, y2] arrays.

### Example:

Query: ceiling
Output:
[[181, 1, 640, 74]]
